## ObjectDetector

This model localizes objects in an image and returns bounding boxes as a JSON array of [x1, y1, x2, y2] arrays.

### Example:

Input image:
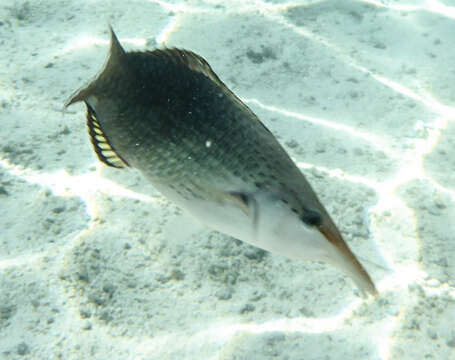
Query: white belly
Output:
[[152, 182, 330, 262]]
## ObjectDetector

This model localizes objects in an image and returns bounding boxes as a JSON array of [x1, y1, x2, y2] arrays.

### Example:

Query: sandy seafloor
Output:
[[1, 0, 455, 359]]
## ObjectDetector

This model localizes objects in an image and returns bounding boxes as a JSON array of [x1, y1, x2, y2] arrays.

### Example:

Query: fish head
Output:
[[253, 192, 378, 297], [315, 213, 378, 297]]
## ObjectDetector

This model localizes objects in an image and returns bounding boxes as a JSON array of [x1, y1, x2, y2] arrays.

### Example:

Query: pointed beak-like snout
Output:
[[318, 217, 378, 296]]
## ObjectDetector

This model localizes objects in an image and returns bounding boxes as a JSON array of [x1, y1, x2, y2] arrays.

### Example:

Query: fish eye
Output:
[[300, 210, 322, 227]]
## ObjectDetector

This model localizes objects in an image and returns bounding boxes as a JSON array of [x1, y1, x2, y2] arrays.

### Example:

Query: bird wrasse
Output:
[[65, 27, 377, 297]]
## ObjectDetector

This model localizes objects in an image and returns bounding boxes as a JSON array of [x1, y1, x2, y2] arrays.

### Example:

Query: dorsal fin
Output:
[[146, 48, 225, 87], [85, 102, 129, 168], [148, 48, 274, 135]]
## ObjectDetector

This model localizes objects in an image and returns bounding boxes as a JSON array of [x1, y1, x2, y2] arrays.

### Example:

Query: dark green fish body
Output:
[[66, 28, 377, 296]]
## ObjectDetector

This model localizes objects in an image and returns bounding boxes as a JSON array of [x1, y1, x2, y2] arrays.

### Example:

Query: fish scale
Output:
[[66, 26, 377, 297]]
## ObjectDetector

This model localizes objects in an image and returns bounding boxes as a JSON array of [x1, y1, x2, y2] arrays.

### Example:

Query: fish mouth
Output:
[[318, 219, 378, 296]]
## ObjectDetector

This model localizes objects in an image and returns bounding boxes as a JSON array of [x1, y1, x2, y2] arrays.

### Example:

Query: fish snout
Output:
[[317, 217, 378, 296]]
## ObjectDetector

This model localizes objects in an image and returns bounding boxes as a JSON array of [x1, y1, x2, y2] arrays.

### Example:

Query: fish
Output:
[[65, 26, 378, 296]]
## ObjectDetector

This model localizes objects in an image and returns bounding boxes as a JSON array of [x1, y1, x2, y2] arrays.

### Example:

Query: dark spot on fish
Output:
[[300, 210, 322, 227], [291, 208, 298, 214]]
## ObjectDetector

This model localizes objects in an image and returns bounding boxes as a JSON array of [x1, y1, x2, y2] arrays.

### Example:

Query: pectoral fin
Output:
[[227, 191, 259, 229], [203, 190, 261, 237]]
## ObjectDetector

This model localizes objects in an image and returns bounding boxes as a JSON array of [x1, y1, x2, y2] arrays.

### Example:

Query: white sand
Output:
[[1, 0, 454, 359]]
